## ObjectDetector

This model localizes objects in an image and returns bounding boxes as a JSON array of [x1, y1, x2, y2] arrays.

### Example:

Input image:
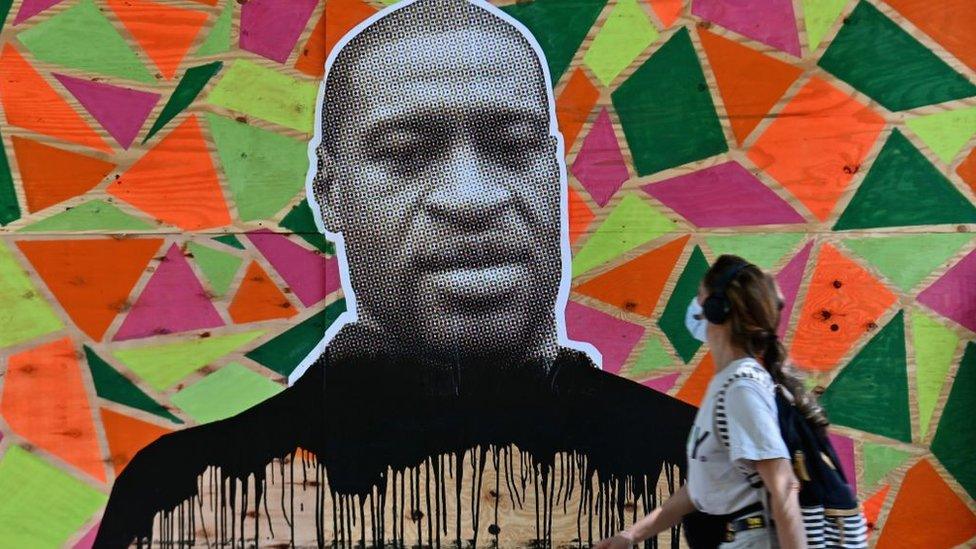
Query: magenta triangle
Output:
[[917, 249, 976, 333], [54, 73, 160, 150], [775, 240, 813, 338], [642, 372, 681, 394], [113, 244, 224, 341], [247, 230, 340, 307], [570, 108, 630, 207], [13, 0, 63, 25]]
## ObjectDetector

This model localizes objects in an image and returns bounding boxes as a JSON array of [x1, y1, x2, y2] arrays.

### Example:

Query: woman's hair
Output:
[[703, 254, 829, 429]]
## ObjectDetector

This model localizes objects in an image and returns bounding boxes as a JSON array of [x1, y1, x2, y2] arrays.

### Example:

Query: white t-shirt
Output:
[[686, 357, 790, 515]]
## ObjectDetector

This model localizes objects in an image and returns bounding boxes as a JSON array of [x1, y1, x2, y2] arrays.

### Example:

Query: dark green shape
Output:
[[280, 199, 335, 255], [246, 299, 347, 377], [931, 342, 976, 499], [611, 28, 727, 177], [0, 0, 12, 32], [834, 130, 976, 230], [818, 1, 976, 111], [820, 311, 911, 443], [143, 61, 223, 143], [212, 234, 245, 250], [84, 346, 183, 424], [501, 0, 606, 84], [656, 245, 709, 364], [0, 130, 20, 226]]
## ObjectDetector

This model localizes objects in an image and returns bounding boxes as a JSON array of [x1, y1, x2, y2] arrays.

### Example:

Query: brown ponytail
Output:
[[705, 254, 830, 429]]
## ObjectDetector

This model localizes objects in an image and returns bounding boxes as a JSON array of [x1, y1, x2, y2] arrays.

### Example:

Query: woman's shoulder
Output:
[[721, 358, 775, 392]]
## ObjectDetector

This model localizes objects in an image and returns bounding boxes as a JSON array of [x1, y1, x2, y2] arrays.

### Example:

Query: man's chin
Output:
[[414, 308, 540, 361]]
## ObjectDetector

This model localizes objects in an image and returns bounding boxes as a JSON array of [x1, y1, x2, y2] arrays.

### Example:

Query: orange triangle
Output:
[[17, 238, 163, 341], [107, 115, 230, 230], [106, 0, 209, 80], [0, 44, 110, 153], [675, 352, 714, 407], [698, 28, 802, 145], [101, 407, 172, 474], [296, 0, 376, 78], [228, 261, 298, 324], [645, 0, 682, 28], [556, 68, 600, 154], [568, 186, 595, 245], [876, 460, 976, 548], [11, 137, 115, 212], [575, 235, 689, 317], [1, 338, 107, 482], [863, 484, 890, 536]]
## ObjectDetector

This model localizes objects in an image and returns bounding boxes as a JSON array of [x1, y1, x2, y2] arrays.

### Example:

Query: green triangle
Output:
[[246, 299, 347, 377], [280, 199, 335, 255], [705, 233, 805, 270], [861, 442, 911, 488], [0, 240, 63, 349], [187, 241, 242, 297], [195, 0, 234, 57], [17, 0, 154, 83], [18, 200, 154, 233], [206, 113, 308, 222], [114, 330, 264, 390], [0, 0, 11, 33], [821, 310, 912, 442], [912, 309, 959, 438], [583, 0, 658, 86], [0, 129, 21, 226], [612, 28, 728, 176], [905, 107, 976, 164], [206, 59, 318, 133], [623, 335, 672, 380], [143, 61, 223, 143], [501, 0, 607, 84], [802, 0, 847, 51], [931, 341, 976, 499], [171, 362, 283, 424], [842, 233, 971, 292], [818, 1, 976, 111], [656, 245, 709, 364], [572, 193, 677, 276], [213, 234, 245, 250], [834, 130, 976, 230], [84, 346, 182, 424]]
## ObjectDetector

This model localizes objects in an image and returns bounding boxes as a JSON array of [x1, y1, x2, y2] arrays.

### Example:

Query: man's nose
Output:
[[424, 142, 513, 230]]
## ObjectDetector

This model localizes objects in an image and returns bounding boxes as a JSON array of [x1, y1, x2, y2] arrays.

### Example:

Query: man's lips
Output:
[[421, 263, 528, 311]]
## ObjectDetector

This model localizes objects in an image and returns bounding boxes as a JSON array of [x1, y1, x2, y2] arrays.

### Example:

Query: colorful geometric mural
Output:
[[0, 0, 973, 546]]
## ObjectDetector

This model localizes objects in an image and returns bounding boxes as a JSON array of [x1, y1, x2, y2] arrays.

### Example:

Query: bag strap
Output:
[[712, 363, 772, 489]]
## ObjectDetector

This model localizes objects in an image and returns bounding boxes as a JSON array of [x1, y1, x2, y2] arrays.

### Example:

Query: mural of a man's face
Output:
[[316, 7, 564, 360]]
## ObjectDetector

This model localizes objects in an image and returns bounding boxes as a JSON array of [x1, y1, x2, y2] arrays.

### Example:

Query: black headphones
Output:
[[701, 260, 753, 324]]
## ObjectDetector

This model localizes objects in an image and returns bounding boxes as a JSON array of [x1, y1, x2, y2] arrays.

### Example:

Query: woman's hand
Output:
[[591, 531, 635, 549], [755, 457, 806, 549]]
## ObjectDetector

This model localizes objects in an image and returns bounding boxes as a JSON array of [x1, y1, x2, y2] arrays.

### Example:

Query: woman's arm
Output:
[[755, 457, 806, 549], [592, 484, 695, 548]]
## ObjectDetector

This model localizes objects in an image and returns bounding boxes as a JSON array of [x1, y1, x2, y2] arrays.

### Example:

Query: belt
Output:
[[724, 502, 767, 543]]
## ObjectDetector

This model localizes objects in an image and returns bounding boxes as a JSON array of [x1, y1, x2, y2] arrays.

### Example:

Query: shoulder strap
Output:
[[712, 362, 770, 448]]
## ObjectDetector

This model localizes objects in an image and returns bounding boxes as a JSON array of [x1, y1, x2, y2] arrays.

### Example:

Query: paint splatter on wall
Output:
[[0, 0, 973, 546]]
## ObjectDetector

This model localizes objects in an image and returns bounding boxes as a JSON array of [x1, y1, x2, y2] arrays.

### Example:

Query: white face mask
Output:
[[685, 296, 708, 343]]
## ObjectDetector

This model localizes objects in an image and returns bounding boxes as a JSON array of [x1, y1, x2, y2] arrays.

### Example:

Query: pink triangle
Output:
[[54, 74, 160, 150], [570, 108, 630, 207], [827, 432, 857, 495], [775, 240, 813, 338], [247, 230, 340, 307], [13, 0, 63, 25], [113, 244, 224, 340], [917, 249, 976, 333], [691, 0, 801, 56], [239, 0, 318, 64], [565, 300, 645, 374], [642, 372, 681, 394], [72, 521, 100, 549]]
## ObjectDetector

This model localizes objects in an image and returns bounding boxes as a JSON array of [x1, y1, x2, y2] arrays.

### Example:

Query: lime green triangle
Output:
[[171, 362, 283, 423], [905, 107, 976, 164], [207, 59, 318, 133], [187, 241, 242, 297], [802, 0, 847, 51], [861, 442, 911, 487], [912, 309, 959, 437], [17, 0, 154, 83], [705, 233, 805, 270], [0, 240, 63, 349], [114, 330, 264, 390], [623, 335, 672, 379], [572, 193, 677, 276], [195, 0, 233, 57], [18, 200, 154, 233], [206, 113, 308, 222], [843, 234, 971, 292], [583, 0, 658, 86], [0, 447, 107, 548]]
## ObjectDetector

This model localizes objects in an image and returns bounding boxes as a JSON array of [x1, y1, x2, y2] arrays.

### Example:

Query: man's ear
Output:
[[313, 147, 342, 234]]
